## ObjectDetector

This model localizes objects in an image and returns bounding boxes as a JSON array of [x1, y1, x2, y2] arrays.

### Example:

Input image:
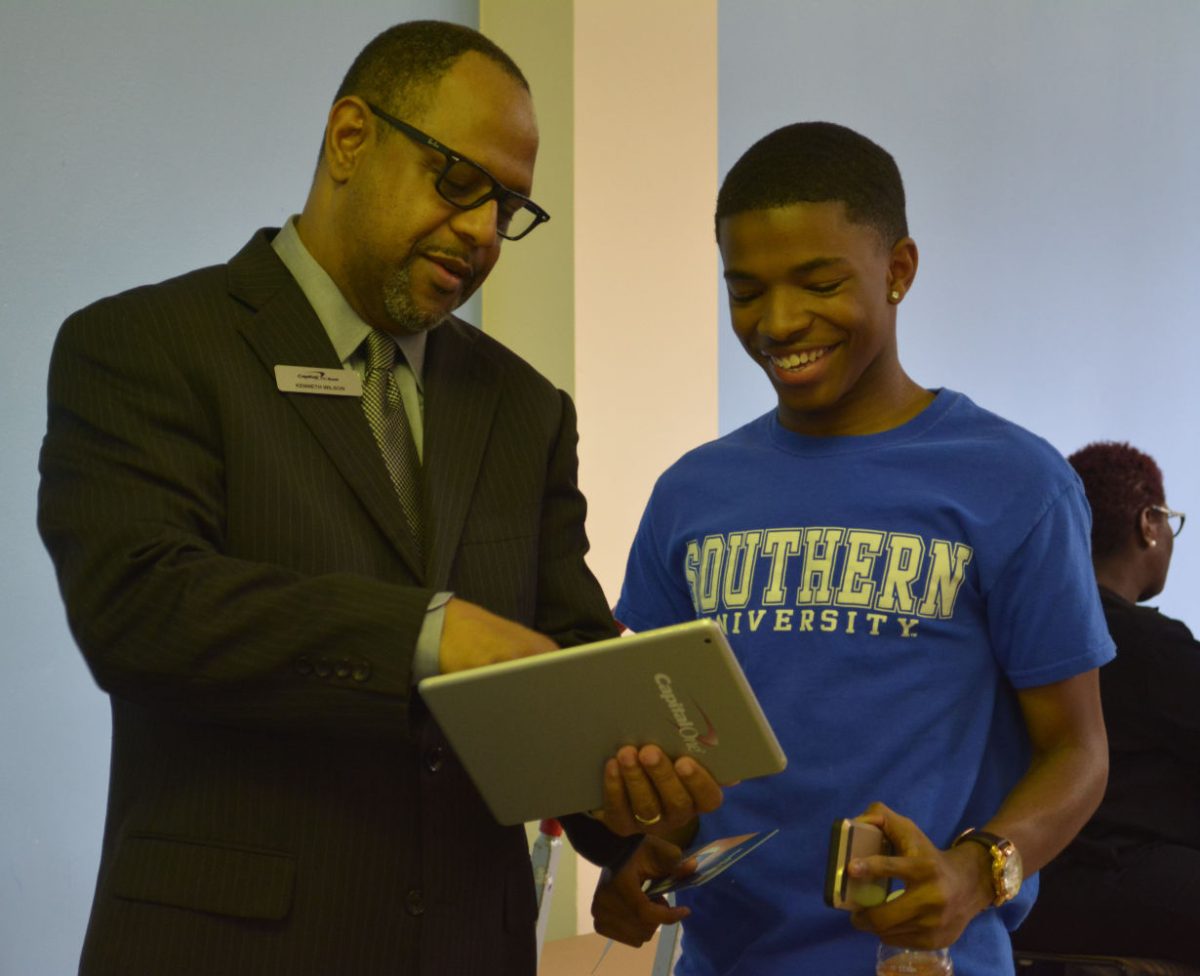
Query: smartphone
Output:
[[823, 818, 893, 909]]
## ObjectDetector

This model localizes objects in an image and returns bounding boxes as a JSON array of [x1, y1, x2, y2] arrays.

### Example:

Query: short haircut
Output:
[[1068, 441, 1165, 558], [334, 20, 528, 120], [715, 122, 907, 246]]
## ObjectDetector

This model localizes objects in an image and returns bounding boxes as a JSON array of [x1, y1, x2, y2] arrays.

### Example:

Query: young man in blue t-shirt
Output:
[[589, 123, 1114, 975]]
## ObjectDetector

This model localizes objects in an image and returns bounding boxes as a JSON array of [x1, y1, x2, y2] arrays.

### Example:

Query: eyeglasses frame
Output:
[[1149, 504, 1186, 538], [366, 103, 550, 241]]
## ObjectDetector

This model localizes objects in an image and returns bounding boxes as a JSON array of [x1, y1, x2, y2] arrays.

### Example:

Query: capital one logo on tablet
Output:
[[654, 673, 718, 754]]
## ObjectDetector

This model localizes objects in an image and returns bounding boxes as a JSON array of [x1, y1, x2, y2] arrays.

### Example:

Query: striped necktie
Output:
[[361, 329, 423, 551]]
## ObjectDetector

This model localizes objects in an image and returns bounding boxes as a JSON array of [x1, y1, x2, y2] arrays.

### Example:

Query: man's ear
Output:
[[322, 97, 371, 183], [886, 237, 919, 303]]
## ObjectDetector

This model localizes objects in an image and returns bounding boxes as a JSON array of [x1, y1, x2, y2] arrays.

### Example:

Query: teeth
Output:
[[770, 347, 828, 369]]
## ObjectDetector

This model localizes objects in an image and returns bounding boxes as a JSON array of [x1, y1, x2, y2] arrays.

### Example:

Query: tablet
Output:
[[418, 617, 787, 826]]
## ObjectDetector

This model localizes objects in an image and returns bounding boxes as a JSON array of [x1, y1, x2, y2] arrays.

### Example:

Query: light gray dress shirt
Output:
[[272, 217, 447, 681]]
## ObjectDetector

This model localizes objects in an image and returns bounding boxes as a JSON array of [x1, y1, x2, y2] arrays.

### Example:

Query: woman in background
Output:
[[1013, 441, 1199, 963]]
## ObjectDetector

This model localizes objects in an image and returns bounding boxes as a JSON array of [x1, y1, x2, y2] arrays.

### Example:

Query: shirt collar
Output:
[[271, 216, 427, 383]]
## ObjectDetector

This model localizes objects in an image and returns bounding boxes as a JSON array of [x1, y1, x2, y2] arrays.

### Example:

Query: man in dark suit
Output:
[[37, 20, 717, 975]]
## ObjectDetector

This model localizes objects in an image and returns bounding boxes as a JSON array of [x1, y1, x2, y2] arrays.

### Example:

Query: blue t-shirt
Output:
[[615, 390, 1114, 976]]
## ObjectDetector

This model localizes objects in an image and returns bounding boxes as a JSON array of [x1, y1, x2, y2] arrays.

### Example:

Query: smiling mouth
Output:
[[768, 346, 832, 371]]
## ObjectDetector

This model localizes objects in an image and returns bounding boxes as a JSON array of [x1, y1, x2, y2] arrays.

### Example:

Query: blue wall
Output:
[[718, 0, 1200, 623]]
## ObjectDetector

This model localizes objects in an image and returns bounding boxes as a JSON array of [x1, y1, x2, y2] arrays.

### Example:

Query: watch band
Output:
[[952, 828, 1021, 906]]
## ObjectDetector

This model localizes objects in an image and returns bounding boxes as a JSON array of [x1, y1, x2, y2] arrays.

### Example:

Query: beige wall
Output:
[[480, 0, 576, 395], [572, 0, 719, 603], [482, 0, 719, 945]]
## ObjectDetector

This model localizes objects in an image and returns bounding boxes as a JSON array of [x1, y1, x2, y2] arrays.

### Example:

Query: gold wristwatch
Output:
[[952, 828, 1023, 906]]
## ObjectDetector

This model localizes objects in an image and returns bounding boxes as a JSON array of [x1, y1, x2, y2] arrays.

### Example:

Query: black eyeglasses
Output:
[[1149, 504, 1186, 538], [367, 104, 550, 241]]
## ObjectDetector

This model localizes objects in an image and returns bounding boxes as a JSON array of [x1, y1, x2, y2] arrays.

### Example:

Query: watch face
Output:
[[998, 842, 1023, 899], [954, 830, 1023, 904]]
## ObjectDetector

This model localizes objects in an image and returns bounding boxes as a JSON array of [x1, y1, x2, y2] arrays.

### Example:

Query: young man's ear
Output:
[[886, 237, 919, 303]]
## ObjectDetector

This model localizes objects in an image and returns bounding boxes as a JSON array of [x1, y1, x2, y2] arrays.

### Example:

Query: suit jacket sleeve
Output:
[[39, 278, 624, 752], [38, 284, 436, 738]]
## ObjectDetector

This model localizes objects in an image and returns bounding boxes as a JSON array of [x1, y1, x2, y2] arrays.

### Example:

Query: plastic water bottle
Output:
[[876, 944, 953, 975]]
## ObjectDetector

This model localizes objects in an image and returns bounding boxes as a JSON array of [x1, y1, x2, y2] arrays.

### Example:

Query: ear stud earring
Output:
[[1150, 540, 1158, 547], [889, 290, 901, 302]]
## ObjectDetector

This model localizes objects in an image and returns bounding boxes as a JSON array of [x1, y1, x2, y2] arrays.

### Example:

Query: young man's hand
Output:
[[591, 836, 694, 947], [846, 802, 993, 950]]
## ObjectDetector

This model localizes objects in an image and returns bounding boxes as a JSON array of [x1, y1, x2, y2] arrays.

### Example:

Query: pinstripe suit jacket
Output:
[[38, 230, 620, 975]]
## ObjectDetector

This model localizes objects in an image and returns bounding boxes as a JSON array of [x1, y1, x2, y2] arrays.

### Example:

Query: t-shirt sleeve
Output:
[[987, 479, 1116, 687], [614, 484, 697, 633]]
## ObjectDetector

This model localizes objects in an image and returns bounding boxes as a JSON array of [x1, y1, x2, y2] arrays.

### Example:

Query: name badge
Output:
[[275, 365, 362, 397]]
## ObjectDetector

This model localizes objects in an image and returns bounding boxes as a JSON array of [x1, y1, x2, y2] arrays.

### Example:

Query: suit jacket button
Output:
[[425, 746, 444, 773], [405, 889, 425, 916], [352, 662, 372, 682], [294, 657, 313, 677]]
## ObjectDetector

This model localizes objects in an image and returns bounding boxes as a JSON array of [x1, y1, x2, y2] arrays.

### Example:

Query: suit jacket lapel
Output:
[[422, 320, 500, 591], [227, 231, 424, 578]]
